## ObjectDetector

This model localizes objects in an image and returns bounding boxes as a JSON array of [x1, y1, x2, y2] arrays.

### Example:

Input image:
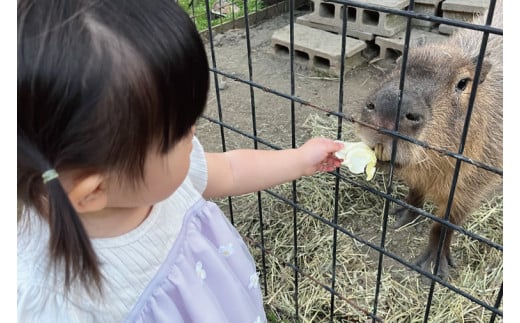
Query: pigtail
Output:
[[18, 135, 102, 293], [46, 176, 103, 294]]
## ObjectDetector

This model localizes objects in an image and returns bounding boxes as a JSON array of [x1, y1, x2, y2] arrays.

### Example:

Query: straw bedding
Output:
[[212, 113, 503, 322]]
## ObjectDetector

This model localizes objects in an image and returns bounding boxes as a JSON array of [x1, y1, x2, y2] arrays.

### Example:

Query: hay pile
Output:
[[213, 113, 503, 322]]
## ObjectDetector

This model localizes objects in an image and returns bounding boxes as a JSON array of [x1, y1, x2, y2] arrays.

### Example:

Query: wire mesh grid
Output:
[[192, 0, 503, 321]]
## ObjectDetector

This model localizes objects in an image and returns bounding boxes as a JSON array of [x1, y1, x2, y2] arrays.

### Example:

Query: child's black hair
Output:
[[17, 0, 210, 292]]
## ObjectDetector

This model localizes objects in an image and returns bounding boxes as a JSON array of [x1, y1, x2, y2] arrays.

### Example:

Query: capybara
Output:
[[354, 0, 503, 279]]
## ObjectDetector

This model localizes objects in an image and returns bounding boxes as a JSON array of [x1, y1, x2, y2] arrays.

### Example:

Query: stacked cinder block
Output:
[[271, 24, 367, 76], [295, 10, 373, 41], [271, 0, 488, 73], [271, 0, 411, 75], [439, 0, 489, 34], [297, 0, 409, 38]]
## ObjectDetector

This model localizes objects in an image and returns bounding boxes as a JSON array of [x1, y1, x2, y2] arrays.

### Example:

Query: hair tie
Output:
[[42, 169, 59, 184]]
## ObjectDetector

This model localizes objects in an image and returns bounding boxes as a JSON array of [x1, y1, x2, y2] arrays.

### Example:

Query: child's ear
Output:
[[67, 174, 108, 214]]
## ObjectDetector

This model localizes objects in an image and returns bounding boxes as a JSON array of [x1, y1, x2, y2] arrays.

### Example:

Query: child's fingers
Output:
[[316, 153, 343, 173], [324, 139, 344, 153]]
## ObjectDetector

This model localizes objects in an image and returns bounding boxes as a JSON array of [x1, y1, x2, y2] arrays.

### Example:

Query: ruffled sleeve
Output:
[[188, 136, 207, 195]]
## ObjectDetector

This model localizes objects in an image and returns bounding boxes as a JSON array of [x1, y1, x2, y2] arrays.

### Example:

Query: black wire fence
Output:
[[191, 0, 503, 321]]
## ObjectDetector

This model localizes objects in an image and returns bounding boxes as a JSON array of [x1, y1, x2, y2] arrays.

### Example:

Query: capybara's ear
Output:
[[472, 55, 492, 84], [411, 34, 427, 48], [395, 55, 402, 68]]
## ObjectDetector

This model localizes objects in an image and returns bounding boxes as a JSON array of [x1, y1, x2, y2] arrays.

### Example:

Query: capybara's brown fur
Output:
[[355, 1, 502, 279]]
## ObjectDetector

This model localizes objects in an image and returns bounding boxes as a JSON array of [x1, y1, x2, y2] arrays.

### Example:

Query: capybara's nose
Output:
[[363, 89, 425, 131]]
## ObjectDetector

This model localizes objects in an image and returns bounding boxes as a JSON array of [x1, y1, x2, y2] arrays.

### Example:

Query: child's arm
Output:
[[203, 138, 344, 199]]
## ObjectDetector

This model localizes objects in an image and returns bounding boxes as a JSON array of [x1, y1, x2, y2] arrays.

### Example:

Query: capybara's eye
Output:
[[456, 78, 471, 91], [365, 102, 375, 110], [405, 113, 422, 122]]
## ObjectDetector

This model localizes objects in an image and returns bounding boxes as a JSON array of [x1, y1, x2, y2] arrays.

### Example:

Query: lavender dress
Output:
[[124, 199, 266, 323], [17, 137, 266, 322]]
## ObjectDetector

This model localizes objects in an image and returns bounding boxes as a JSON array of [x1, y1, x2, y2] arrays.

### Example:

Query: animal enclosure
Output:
[[193, 0, 503, 321]]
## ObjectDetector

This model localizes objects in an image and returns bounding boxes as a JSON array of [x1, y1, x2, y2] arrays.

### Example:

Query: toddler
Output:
[[17, 0, 344, 321]]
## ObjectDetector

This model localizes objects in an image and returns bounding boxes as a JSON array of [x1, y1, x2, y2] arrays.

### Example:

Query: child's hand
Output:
[[297, 138, 344, 176]]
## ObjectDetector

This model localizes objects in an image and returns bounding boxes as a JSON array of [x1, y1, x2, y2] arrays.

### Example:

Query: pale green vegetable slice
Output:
[[334, 141, 377, 181]]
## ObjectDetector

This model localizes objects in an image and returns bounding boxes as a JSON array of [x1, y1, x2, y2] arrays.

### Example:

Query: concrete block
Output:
[[358, 0, 410, 37], [411, 0, 443, 28], [373, 29, 449, 61], [439, 0, 488, 34], [306, 0, 409, 38], [271, 24, 367, 76], [442, 0, 489, 12], [296, 13, 374, 41], [305, 0, 354, 34]]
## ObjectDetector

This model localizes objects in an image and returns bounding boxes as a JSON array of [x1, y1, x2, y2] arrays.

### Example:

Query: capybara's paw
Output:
[[414, 247, 455, 283]]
